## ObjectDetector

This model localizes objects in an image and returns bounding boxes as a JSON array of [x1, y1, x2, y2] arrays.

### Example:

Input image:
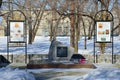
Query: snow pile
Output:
[[80, 63, 120, 80], [0, 67, 35, 80], [81, 68, 120, 80], [49, 68, 120, 80]]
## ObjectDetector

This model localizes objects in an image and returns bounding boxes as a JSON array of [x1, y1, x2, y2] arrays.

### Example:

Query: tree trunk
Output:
[[49, 22, 53, 41], [28, 18, 32, 44], [88, 21, 93, 40], [31, 10, 44, 42], [74, 14, 80, 53], [82, 17, 87, 49], [70, 16, 75, 48], [99, 43, 106, 54], [70, 1, 75, 48], [49, 11, 62, 41], [30, 1, 46, 42]]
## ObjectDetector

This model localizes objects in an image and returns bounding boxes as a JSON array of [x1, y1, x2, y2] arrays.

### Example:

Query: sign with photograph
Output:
[[96, 22, 111, 42], [9, 21, 25, 42]]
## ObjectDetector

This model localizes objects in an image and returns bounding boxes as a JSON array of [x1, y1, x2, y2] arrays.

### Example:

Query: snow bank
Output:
[[28, 63, 120, 80], [48, 68, 120, 80], [80, 63, 120, 80], [81, 68, 120, 80], [0, 67, 35, 80]]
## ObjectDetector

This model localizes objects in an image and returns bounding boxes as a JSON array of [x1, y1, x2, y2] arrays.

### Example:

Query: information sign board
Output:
[[96, 22, 111, 42], [9, 21, 25, 42]]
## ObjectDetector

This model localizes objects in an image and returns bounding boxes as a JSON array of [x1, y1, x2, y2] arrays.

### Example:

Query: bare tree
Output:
[[47, 0, 64, 41], [111, 0, 120, 34], [27, 0, 47, 43], [48, 0, 94, 53], [14, 0, 47, 44], [1, 0, 120, 54]]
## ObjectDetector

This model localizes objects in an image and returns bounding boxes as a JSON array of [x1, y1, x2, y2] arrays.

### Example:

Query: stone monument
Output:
[[48, 39, 74, 62]]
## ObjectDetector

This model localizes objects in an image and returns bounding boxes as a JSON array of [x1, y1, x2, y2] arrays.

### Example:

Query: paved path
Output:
[[31, 71, 86, 80]]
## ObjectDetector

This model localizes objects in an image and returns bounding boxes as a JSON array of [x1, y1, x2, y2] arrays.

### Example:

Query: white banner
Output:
[[96, 22, 111, 42], [10, 22, 24, 42]]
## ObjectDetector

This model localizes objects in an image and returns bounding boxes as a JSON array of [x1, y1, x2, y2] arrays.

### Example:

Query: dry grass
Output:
[[115, 64, 120, 68]]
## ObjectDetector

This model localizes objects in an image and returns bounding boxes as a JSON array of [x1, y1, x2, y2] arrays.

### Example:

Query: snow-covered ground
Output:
[[28, 63, 120, 80], [0, 36, 120, 80], [0, 63, 120, 80], [0, 36, 120, 54], [0, 67, 35, 80]]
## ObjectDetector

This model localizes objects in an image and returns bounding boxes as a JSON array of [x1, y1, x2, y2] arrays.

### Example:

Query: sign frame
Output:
[[7, 10, 27, 64], [94, 10, 114, 64]]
